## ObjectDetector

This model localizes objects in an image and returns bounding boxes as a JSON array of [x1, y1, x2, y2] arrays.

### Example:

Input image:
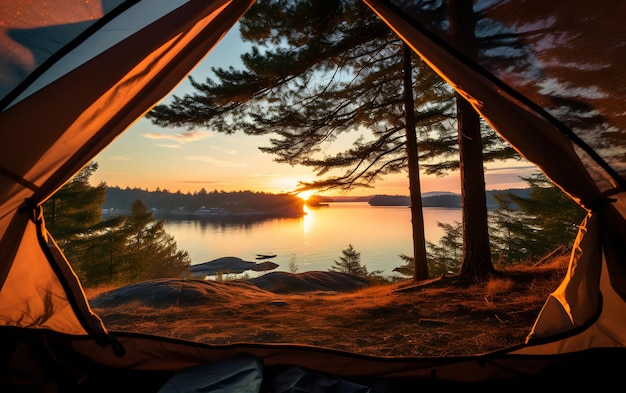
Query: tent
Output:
[[1, 0, 625, 390]]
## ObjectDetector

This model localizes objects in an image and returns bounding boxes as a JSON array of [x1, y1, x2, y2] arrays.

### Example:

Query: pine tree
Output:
[[329, 244, 368, 277], [43, 162, 109, 282], [105, 200, 191, 285], [449, 0, 494, 280], [488, 203, 534, 263], [44, 162, 105, 239], [426, 222, 463, 276], [490, 173, 586, 262]]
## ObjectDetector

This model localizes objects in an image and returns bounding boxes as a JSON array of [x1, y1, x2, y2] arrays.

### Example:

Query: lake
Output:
[[163, 202, 462, 279]]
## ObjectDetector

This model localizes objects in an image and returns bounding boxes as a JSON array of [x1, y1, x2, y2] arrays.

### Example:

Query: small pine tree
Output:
[[113, 199, 191, 284], [395, 222, 463, 278], [44, 162, 105, 240], [489, 172, 586, 263], [288, 256, 299, 273], [426, 221, 463, 276], [329, 244, 368, 277]]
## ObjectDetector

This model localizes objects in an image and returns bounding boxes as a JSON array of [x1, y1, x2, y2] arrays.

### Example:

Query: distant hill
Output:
[[365, 188, 532, 208], [368, 195, 411, 206], [367, 193, 461, 207], [421, 194, 461, 208]]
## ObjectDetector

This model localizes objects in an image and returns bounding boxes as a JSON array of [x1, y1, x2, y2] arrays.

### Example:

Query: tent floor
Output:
[[2, 328, 626, 392]]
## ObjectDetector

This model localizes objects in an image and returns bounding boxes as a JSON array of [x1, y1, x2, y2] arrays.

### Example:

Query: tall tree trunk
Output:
[[402, 43, 429, 281], [448, 0, 495, 279]]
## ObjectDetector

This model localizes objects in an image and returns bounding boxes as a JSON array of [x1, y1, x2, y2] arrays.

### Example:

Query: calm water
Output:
[[163, 202, 461, 278]]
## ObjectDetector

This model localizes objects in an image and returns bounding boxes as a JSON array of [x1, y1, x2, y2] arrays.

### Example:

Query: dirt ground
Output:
[[90, 258, 566, 357]]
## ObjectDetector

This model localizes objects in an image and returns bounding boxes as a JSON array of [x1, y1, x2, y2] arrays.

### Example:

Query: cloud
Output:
[[109, 155, 133, 161], [183, 156, 245, 168], [142, 130, 212, 144], [208, 145, 236, 154], [485, 165, 537, 174], [182, 180, 220, 184], [248, 173, 281, 178], [156, 144, 183, 149]]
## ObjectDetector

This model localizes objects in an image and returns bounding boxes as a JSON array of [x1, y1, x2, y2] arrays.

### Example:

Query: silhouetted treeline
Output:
[[103, 187, 305, 219], [103, 187, 531, 218]]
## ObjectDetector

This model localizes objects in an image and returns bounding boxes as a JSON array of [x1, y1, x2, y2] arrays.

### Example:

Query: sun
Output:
[[296, 190, 316, 201]]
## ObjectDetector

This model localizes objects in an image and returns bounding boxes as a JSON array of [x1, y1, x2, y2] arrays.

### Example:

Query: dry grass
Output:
[[84, 284, 118, 299], [90, 255, 568, 357]]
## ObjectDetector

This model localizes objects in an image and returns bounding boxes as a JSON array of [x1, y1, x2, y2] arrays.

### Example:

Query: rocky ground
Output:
[[90, 258, 566, 357]]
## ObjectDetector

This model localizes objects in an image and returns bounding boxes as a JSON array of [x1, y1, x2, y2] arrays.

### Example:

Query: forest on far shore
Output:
[[102, 186, 532, 218]]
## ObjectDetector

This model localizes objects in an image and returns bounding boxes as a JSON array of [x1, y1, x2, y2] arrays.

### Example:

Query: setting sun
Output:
[[297, 190, 316, 201]]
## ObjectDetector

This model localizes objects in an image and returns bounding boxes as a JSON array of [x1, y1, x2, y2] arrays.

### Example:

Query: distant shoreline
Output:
[[102, 187, 531, 218]]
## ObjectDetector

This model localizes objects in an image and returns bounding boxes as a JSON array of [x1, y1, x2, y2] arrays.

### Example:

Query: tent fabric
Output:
[[0, 206, 105, 335], [1, 0, 626, 389]]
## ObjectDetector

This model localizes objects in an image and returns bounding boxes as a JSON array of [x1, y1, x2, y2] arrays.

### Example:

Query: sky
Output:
[[90, 25, 539, 197]]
